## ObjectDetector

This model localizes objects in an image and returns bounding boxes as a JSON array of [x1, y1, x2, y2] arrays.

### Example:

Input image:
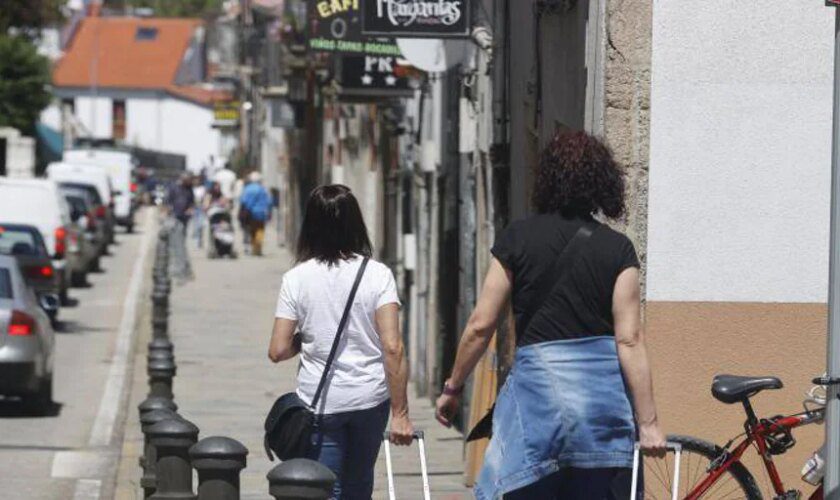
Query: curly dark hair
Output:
[[532, 130, 626, 219]]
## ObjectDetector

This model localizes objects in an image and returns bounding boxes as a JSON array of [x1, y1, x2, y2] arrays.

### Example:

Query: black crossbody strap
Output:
[[309, 257, 370, 412], [518, 222, 597, 337]]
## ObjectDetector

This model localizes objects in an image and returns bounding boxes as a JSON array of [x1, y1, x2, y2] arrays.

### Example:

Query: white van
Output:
[[63, 149, 136, 232], [47, 162, 115, 243], [0, 178, 78, 301]]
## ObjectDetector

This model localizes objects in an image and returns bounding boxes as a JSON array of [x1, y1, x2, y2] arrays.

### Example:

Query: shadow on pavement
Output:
[[0, 398, 63, 418], [55, 320, 110, 334]]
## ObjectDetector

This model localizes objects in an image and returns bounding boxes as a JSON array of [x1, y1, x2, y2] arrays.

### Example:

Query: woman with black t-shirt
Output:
[[435, 131, 666, 500]]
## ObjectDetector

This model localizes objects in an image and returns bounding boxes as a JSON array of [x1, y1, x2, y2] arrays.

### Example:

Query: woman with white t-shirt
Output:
[[268, 185, 414, 499]]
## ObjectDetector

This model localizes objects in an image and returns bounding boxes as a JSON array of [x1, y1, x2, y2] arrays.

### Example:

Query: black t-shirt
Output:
[[491, 213, 639, 347]]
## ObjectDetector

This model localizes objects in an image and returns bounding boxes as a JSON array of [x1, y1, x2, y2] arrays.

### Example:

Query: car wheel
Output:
[[126, 223, 134, 234], [90, 256, 101, 273], [26, 376, 53, 415], [59, 286, 69, 306]]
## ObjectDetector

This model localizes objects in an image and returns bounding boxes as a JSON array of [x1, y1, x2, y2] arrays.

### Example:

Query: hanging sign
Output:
[[338, 55, 413, 97], [309, 0, 402, 56], [360, 0, 470, 38]]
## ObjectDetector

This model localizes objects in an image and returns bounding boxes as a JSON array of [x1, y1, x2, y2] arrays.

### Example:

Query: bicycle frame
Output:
[[685, 402, 824, 500]]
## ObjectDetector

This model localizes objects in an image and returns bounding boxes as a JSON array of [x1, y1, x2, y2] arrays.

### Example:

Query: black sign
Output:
[[360, 0, 470, 38], [338, 55, 413, 97], [309, 0, 402, 56]]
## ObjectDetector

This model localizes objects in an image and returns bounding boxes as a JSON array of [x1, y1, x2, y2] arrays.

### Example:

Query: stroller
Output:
[[206, 205, 238, 259]]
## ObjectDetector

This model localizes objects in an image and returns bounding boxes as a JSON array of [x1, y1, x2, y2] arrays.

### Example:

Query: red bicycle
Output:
[[640, 374, 828, 499]]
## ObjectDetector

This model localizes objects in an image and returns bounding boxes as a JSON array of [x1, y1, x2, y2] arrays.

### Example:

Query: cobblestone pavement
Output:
[[117, 225, 471, 499]]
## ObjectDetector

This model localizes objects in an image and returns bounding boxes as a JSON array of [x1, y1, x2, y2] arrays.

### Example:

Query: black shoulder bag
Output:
[[466, 223, 597, 442], [264, 257, 370, 460]]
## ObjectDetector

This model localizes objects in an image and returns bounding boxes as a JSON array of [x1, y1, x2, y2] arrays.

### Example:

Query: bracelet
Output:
[[442, 382, 463, 396]]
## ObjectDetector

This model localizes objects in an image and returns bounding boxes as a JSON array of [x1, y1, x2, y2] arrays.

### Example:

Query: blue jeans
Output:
[[309, 400, 390, 499]]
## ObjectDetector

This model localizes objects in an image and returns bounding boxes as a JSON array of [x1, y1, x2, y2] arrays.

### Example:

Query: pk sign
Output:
[[361, 0, 471, 38]]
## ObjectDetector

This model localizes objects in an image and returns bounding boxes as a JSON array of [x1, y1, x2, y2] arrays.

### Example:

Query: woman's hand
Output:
[[638, 421, 668, 457], [389, 412, 414, 446], [435, 392, 460, 428]]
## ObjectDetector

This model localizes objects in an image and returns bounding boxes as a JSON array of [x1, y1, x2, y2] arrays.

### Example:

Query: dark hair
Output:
[[532, 130, 626, 219], [296, 185, 373, 265]]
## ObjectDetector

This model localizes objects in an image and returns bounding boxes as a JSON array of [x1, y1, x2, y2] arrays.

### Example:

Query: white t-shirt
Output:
[[213, 168, 237, 200], [274, 256, 400, 414]]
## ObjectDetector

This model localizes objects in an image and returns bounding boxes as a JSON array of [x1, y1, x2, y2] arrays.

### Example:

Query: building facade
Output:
[[44, 15, 234, 172]]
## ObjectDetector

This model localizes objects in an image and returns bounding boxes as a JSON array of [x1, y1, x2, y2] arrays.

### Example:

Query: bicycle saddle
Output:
[[711, 374, 783, 404]]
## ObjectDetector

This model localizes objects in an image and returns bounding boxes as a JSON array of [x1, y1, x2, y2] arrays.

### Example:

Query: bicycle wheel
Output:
[[639, 434, 763, 500]]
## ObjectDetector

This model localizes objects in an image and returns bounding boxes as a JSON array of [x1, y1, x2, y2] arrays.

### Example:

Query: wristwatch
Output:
[[442, 382, 463, 396]]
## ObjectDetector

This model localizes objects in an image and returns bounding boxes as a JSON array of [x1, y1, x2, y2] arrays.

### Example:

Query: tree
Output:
[[0, 35, 51, 135], [0, 0, 64, 38]]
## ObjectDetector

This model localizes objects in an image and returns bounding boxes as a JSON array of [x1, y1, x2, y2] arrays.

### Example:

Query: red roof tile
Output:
[[53, 17, 202, 91]]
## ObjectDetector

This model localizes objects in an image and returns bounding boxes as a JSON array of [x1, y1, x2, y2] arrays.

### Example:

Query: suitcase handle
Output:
[[383, 430, 424, 440], [630, 441, 683, 500], [383, 429, 431, 500]]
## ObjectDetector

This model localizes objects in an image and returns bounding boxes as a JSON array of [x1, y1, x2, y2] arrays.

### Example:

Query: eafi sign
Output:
[[361, 0, 470, 38]]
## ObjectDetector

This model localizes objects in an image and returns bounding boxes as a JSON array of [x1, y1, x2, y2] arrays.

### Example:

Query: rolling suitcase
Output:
[[630, 441, 683, 500], [382, 430, 431, 500]]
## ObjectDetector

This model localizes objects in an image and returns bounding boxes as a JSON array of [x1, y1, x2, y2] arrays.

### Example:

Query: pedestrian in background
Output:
[[268, 185, 414, 499], [166, 174, 195, 235], [213, 161, 237, 202], [191, 175, 206, 248], [235, 174, 250, 254], [435, 130, 666, 500], [239, 171, 272, 256]]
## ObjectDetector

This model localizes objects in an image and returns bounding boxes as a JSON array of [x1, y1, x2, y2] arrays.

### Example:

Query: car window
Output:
[[0, 268, 12, 299], [0, 226, 45, 257], [65, 195, 89, 215], [60, 183, 102, 205]]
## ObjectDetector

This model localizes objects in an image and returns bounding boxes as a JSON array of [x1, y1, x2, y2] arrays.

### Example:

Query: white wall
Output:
[[74, 95, 113, 139], [126, 96, 222, 172], [647, 1, 834, 303]]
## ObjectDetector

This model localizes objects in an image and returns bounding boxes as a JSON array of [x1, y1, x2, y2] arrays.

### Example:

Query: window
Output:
[[135, 27, 158, 41], [0, 268, 12, 299], [112, 99, 126, 140]]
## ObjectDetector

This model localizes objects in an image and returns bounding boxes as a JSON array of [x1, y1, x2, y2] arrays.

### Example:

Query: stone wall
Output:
[[603, 0, 652, 292]]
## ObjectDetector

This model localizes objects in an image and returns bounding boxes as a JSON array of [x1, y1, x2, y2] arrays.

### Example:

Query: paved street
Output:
[[0, 210, 154, 500], [116, 224, 471, 499]]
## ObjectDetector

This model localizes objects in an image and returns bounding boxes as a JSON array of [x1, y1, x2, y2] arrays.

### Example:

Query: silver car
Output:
[[0, 255, 54, 411]]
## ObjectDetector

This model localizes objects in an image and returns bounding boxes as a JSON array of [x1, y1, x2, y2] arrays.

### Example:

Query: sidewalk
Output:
[[117, 226, 471, 499]]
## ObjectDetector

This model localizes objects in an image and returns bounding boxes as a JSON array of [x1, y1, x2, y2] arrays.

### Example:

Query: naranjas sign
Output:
[[361, 0, 470, 38]]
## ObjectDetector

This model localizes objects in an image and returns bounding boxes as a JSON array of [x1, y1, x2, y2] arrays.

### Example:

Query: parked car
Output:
[[63, 149, 136, 232], [0, 255, 55, 411], [0, 178, 83, 303], [0, 224, 60, 322], [47, 162, 116, 246], [60, 187, 101, 275]]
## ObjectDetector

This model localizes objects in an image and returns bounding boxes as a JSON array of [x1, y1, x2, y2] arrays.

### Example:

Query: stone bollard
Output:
[[267, 459, 336, 500], [138, 395, 178, 419], [189, 437, 249, 500], [149, 417, 199, 500], [152, 315, 169, 340], [148, 349, 175, 366], [148, 338, 174, 357], [140, 409, 181, 498], [152, 288, 170, 311], [148, 357, 176, 399]]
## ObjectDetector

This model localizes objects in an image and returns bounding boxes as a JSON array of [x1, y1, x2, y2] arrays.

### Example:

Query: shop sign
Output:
[[339, 55, 413, 96], [309, 0, 402, 56], [360, 0, 470, 38], [213, 101, 240, 126]]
